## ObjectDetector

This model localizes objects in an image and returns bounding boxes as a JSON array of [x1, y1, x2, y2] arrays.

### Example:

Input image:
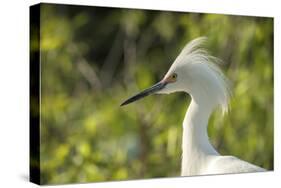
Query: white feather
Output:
[[162, 37, 265, 176], [172, 37, 231, 114]]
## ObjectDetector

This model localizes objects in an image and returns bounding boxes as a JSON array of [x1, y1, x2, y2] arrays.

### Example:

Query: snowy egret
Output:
[[121, 37, 265, 176]]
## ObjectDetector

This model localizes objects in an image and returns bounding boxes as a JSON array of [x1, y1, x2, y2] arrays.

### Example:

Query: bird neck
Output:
[[181, 93, 218, 175]]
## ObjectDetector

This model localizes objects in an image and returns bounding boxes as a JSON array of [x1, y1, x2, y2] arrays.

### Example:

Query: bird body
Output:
[[121, 37, 265, 176]]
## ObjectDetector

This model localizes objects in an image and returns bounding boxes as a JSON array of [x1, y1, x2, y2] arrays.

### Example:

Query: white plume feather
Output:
[[174, 37, 231, 114]]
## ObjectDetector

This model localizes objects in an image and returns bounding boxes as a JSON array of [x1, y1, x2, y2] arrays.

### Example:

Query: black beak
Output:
[[121, 81, 166, 106]]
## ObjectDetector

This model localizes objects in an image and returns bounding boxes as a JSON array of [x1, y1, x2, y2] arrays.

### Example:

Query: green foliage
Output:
[[39, 4, 273, 184]]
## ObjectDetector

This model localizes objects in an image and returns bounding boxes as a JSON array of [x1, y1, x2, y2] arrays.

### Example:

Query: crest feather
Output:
[[175, 37, 208, 63], [176, 37, 231, 114]]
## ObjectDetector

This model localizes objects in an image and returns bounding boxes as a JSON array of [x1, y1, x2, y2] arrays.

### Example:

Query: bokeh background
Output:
[[37, 3, 273, 184]]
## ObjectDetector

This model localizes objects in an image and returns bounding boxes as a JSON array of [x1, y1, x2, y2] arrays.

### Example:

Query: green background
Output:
[[36, 4, 273, 184]]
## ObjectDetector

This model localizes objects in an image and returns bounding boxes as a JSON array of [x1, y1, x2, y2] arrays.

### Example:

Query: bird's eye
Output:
[[165, 73, 177, 83], [172, 73, 177, 79]]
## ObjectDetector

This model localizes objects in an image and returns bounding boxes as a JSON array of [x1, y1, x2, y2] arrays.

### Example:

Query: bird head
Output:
[[121, 37, 231, 114]]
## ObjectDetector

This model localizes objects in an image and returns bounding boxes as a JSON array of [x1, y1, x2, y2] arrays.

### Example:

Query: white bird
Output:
[[121, 37, 265, 176]]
